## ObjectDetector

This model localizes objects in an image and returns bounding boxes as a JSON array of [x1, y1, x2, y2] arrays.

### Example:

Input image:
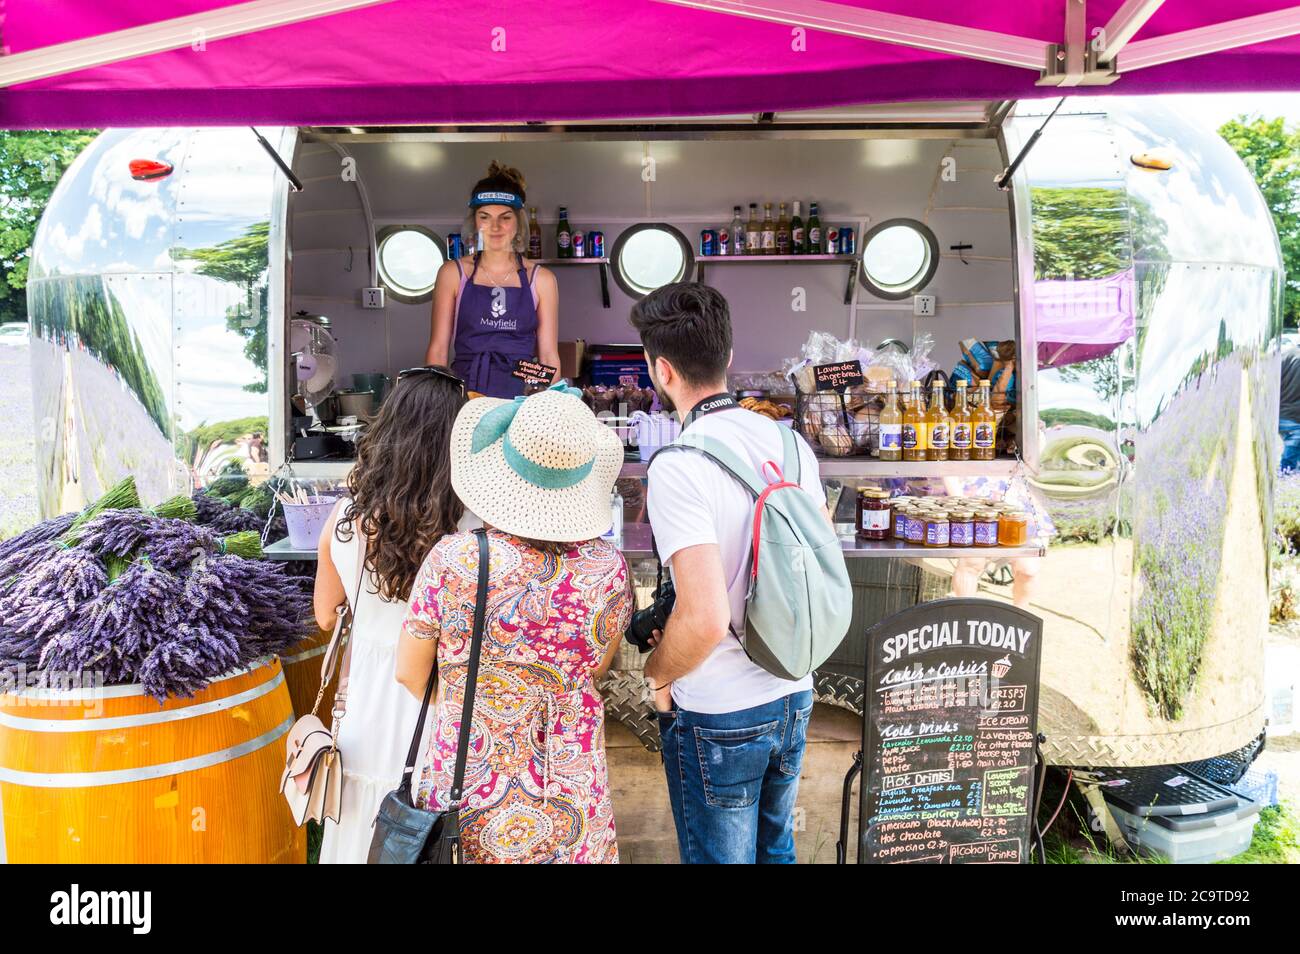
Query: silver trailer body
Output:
[[26, 101, 1281, 766]]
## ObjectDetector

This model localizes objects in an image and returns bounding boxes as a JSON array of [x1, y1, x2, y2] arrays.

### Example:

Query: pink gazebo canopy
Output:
[[5, 1, 1300, 128]]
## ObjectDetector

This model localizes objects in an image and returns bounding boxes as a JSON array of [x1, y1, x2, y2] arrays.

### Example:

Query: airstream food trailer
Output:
[[26, 95, 1282, 785]]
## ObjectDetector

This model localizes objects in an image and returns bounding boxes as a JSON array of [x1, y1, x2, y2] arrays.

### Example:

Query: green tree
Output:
[[1219, 116, 1300, 328], [0, 130, 99, 324]]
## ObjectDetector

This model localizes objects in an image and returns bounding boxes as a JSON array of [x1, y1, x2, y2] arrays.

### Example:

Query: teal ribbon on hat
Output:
[[470, 381, 594, 489]]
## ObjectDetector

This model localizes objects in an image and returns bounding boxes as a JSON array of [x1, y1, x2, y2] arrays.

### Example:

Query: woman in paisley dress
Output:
[[397, 382, 632, 863]]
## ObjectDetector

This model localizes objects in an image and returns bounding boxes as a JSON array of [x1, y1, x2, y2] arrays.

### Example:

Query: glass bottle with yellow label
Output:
[[973, 379, 997, 460], [926, 380, 950, 461], [902, 380, 927, 461], [950, 380, 972, 461]]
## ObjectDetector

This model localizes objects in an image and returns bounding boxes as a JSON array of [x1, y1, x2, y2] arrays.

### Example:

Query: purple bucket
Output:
[[283, 496, 338, 550]]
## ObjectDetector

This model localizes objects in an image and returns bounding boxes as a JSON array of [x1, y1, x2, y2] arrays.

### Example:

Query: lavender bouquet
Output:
[[0, 480, 312, 702]]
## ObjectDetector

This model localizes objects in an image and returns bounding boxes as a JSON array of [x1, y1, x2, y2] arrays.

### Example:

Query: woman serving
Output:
[[426, 161, 560, 397]]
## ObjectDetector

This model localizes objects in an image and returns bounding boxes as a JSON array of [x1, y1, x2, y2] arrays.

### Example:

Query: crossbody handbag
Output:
[[279, 525, 368, 826], [369, 527, 489, 864]]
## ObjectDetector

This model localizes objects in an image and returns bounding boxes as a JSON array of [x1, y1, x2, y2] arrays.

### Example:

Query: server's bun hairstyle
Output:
[[486, 160, 525, 195]]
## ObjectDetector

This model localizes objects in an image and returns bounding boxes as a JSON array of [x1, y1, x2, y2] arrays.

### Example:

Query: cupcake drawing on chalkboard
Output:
[[992, 655, 1013, 678]]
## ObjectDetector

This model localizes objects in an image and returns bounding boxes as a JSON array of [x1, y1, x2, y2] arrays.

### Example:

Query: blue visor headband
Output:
[[469, 190, 524, 210]]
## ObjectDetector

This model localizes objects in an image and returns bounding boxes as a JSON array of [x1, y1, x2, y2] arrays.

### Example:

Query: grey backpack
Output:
[[657, 422, 852, 680]]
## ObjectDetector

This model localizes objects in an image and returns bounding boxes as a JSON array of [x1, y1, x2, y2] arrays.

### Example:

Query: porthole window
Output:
[[859, 218, 939, 300], [376, 225, 445, 303], [611, 223, 695, 298]]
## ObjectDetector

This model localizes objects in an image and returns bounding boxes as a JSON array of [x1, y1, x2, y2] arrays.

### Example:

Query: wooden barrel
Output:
[[0, 658, 305, 863], [279, 627, 336, 719]]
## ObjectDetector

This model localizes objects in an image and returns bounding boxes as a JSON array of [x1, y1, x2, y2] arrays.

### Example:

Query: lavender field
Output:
[[0, 328, 36, 540]]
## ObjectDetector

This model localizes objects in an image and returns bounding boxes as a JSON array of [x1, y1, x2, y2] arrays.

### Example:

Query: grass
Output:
[[1037, 766, 1299, 864], [1221, 803, 1300, 864]]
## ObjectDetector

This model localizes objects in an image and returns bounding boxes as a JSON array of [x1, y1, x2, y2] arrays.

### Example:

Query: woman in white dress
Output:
[[312, 366, 474, 864]]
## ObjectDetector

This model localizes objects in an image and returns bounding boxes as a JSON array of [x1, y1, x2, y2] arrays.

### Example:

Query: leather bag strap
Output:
[[398, 528, 489, 806]]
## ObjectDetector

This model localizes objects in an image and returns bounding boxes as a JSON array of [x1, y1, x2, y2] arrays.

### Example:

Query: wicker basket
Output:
[[795, 385, 885, 457]]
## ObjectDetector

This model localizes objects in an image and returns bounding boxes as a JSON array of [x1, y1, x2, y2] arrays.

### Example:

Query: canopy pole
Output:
[[1096, 0, 1167, 65], [653, 0, 1048, 70], [1120, 4, 1300, 72], [0, 0, 397, 88]]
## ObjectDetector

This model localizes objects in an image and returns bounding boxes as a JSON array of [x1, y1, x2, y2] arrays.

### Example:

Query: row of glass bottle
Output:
[[879, 379, 998, 462]]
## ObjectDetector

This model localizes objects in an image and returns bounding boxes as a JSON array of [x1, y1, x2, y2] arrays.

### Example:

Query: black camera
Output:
[[626, 574, 675, 653]]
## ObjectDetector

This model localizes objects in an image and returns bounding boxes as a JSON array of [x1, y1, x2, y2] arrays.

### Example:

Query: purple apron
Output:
[[452, 252, 539, 398]]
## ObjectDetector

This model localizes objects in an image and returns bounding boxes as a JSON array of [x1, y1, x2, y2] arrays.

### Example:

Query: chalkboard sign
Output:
[[511, 359, 558, 384], [814, 360, 864, 390], [860, 597, 1042, 864]]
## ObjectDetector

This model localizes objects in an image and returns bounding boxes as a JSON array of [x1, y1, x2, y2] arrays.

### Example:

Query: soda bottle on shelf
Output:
[[791, 201, 806, 255], [902, 380, 927, 462], [761, 203, 776, 255], [926, 380, 950, 461], [807, 202, 823, 254], [878, 379, 902, 461], [556, 206, 572, 259], [950, 380, 972, 461], [528, 207, 542, 258], [730, 205, 746, 256], [776, 202, 791, 254], [973, 379, 997, 460], [746, 203, 761, 255]]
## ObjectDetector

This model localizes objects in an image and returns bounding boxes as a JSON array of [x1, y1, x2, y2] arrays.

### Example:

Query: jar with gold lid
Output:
[[948, 509, 975, 547], [974, 509, 1000, 547], [856, 488, 892, 541], [892, 504, 910, 540], [904, 508, 926, 544], [923, 512, 950, 547]]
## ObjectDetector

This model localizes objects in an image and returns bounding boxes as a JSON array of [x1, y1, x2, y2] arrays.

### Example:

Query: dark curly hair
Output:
[[334, 369, 466, 602]]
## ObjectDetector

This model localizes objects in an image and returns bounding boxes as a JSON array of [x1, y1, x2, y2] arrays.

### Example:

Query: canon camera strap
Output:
[[680, 392, 738, 432]]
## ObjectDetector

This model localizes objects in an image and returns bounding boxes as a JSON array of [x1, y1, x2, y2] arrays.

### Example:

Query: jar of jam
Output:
[[999, 511, 1030, 546], [904, 508, 926, 544], [923, 513, 950, 547], [974, 509, 1000, 547], [856, 488, 892, 541], [949, 509, 975, 547]]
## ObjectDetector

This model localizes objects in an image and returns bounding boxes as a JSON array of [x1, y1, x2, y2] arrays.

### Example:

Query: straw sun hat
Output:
[[450, 382, 624, 542]]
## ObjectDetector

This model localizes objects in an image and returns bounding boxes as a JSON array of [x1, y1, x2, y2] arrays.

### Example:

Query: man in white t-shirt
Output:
[[631, 282, 826, 864]]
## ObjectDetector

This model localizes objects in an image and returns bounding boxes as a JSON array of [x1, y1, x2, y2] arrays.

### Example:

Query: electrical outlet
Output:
[[913, 294, 936, 317], [362, 287, 385, 309]]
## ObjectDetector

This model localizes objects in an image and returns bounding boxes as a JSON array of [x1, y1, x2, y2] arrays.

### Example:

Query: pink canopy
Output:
[[5, 1, 1300, 128]]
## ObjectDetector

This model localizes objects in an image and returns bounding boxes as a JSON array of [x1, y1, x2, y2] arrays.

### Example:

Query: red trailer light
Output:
[[129, 159, 173, 181]]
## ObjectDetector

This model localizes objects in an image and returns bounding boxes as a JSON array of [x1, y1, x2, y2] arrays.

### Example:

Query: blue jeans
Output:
[[657, 690, 814, 864]]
